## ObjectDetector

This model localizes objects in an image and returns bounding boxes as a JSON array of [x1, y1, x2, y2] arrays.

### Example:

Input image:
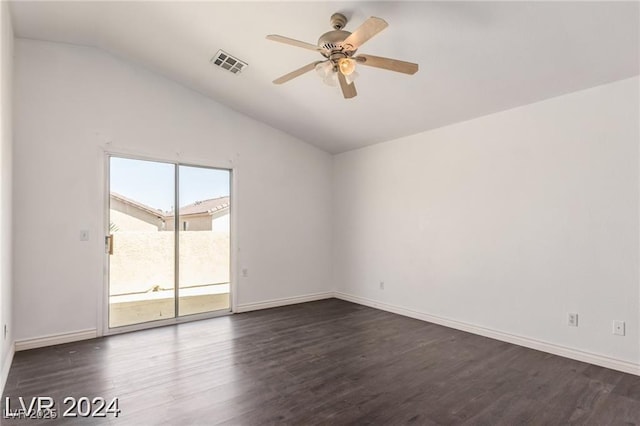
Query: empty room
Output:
[[0, 0, 639, 424]]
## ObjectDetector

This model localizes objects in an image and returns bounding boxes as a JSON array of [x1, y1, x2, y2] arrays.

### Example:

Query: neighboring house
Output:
[[110, 192, 166, 231], [164, 196, 230, 232], [110, 193, 230, 233]]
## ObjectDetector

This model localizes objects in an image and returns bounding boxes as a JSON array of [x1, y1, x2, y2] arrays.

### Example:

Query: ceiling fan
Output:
[[267, 13, 419, 99]]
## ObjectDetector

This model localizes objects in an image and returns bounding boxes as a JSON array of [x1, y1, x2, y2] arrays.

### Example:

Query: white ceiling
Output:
[[9, 1, 639, 154]]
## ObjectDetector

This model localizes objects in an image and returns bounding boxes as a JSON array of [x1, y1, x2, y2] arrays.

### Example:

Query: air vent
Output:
[[210, 50, 247, 75]]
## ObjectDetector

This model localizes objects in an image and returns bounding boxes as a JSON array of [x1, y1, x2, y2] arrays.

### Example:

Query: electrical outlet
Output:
[[379, 281, 384, 290], [241, 268, 248, 278], [4, 324, 7, 339], [613, 320, 625, 336], [567, 313, 578, 327]]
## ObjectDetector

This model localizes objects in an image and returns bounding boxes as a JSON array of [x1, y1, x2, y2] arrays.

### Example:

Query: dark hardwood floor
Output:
[[3, 299, 640, 425]]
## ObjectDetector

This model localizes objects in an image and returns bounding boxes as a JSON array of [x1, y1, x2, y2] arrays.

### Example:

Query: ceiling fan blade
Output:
[[342, 17, 388, 50], [337, 72, 357, 99], [355, 54, 419, 75], [266, 34, 321, 52], [273, 61, 324, 84]]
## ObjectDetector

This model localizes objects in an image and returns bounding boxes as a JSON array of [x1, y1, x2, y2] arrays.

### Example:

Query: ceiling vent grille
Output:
[[210, 50, 247, 75]]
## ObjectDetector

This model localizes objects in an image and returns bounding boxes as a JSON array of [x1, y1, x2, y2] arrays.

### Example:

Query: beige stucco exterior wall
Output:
[[110, 209, 159, 232], [165, 210, 229, 232], [109, 231, 230, 295], [110, 197, 164, 231]]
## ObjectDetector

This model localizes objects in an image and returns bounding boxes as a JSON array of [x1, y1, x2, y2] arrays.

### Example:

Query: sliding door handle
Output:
[[105, 235, 114, 255]]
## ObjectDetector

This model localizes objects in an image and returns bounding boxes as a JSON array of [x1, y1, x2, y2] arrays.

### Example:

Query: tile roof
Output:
[[111, 193, 230, 218], [169, 196, 230, 217], [110, 192, 165, 218]]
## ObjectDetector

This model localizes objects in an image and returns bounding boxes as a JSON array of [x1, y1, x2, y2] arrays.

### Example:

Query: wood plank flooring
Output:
[[3, 299, 640, 425]]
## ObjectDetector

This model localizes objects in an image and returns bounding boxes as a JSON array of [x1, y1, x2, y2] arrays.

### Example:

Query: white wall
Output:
[[13, 39, 332, 341], [333, 77, 640, 366], [0, 0, 14, 389]]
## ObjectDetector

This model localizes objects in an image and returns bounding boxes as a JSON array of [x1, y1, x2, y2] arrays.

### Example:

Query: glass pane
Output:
[[178, 166, 231, 316], [109, 157, 176, 327]]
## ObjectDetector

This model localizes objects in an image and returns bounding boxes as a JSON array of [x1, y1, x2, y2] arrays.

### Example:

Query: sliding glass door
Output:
[[177, 165, 231, 316], [107, 156, 231, 329]]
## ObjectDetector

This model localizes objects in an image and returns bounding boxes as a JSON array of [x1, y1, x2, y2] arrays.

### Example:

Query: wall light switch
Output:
[[80, 230, 89, 241]]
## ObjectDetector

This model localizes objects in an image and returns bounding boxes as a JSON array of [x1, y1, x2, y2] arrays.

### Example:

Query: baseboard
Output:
[[15, 329, 98, 352], [334, 292, 640, 376], [1, 342, 14, 394], [236, 292, 334, 313]]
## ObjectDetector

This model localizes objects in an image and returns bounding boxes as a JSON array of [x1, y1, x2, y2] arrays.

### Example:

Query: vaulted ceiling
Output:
[[10, 1, 639, 153]]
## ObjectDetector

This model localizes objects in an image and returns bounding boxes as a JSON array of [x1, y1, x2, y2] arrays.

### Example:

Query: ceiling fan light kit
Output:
[[315, 62, 338, 86], [338, 57, 356, 76], [267, 12, 419, 99]]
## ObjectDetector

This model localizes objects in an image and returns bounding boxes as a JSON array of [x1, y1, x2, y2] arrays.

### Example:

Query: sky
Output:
[[110, 157, 230, 212]]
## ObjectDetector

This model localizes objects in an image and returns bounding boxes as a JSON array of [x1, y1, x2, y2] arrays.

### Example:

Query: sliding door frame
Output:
[[100, 150, 238, 337]]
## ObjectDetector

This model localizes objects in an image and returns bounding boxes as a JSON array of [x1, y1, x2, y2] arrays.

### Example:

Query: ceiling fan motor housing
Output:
[[318, 30, 356, 58]]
